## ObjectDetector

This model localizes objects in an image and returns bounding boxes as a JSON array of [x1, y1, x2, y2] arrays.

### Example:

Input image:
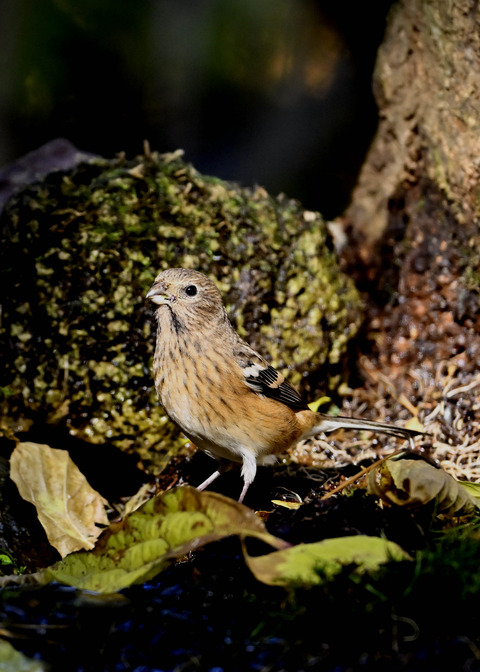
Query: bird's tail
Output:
[[313, 413, 428, 443]]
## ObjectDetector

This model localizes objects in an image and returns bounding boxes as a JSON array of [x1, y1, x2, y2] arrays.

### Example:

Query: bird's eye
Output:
[[184, 285, 198, 296]]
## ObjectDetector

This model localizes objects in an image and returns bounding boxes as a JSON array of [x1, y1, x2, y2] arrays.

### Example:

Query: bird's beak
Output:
[[146, 283, 173, 306]]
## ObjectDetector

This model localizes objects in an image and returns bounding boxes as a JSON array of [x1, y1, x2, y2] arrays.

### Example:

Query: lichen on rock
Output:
[[0, 149, 362, 470]]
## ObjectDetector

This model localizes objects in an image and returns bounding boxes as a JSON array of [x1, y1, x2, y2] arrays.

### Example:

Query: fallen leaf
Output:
[[10, 442, 108, 557], [123, 481, 156, 516], [271, 500, 302, 510], [367, 458, 479, 515], [44, 486, 288, 593], [0, 639, 47, 671], [456, 481, 480, 506], [244, 535, 410, 587], [308, 396, 331, 412], [404, 415, 425, 433]]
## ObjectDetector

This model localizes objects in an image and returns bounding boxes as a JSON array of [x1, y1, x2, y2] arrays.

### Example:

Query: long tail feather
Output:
[[315, 413, 428, 440]]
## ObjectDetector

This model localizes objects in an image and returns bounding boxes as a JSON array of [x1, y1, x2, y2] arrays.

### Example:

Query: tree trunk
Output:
[[345, 0, 480, 385]]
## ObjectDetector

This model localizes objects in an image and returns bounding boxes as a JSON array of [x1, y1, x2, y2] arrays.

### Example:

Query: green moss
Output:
[[0, 150, 363, 471]]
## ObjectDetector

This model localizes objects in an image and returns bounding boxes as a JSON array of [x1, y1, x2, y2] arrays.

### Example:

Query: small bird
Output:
[[146, 268, 425, 502]]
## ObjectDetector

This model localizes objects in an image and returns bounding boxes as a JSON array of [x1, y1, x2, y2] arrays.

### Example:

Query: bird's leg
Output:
[[238, 449, 257, 503], [197, 463, 253, 503], [197, 469, 222, 491], [238, 479, 251, 503], [196, 458, 232, 492]]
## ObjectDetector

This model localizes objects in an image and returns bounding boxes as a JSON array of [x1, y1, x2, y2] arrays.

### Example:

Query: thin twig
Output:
[[320, 449, 405, 500]]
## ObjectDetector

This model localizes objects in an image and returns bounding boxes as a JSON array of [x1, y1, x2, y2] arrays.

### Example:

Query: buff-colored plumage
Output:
[[147, 268, 425, 502]]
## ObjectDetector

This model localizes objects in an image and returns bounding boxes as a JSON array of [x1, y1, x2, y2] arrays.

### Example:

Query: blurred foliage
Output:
[[1, 0, 394, 216]]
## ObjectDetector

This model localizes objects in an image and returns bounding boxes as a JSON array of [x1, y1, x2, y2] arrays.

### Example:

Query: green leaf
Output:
[[43, 486, 287, 593], [0, 553, 15, 567], [367, 458, 479, 516], [244, 535, 410, 587], [0, 550, 25, 575], [458, 480, 480, 507], [0, 639, 47, 671]]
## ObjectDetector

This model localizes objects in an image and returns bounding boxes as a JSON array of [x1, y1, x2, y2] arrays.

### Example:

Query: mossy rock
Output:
[[0, 149, 362, 470]]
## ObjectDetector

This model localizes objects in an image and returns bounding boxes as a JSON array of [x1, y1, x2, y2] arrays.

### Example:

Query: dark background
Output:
[[0, 0, 393, 218]]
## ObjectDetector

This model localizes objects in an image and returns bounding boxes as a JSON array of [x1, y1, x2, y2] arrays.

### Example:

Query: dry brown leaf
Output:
[[10, 442, 109, 557], [123, 482, 156, 516], [367, 458, 478, 516]]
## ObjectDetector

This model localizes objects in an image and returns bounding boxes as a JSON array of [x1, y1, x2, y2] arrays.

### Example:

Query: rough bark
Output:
[[348, 0, 480, 243], [341, 0, 480, 480], [345, 0, 480, 381]]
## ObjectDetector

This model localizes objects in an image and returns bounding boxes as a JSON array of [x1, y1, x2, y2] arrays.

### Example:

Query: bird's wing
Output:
[[234, 343, 308, 411]]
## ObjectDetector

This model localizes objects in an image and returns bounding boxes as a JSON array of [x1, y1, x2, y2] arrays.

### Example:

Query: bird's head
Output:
[[146, 268, 227, 329]]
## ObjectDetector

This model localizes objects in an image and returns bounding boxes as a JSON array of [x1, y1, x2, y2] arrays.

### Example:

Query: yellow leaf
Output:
[[457, 481, 480, 506], [244, 535, 410, 587], [308, 396, 331, 413], [271, 500, 302, 510], [367, 458, 479, 515], [123, 482, 155, 516], [404, 415, 425, 432], [43, 486, 288, 593], [10, 442, 108, 557], [0, 639, 47, 671]]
